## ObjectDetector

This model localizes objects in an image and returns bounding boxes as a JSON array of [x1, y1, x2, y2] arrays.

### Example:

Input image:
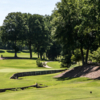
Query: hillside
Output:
[[54, 63, 100, 79]]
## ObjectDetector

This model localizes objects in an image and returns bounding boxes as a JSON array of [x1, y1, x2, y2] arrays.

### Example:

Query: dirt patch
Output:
[[54, 63, 100, 79], [0, 57, 4, 60]]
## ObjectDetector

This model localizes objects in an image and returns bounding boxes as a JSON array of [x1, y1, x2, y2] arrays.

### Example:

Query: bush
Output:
[[71, 49, 86, 63], [89, 47, 100, 63], [61, 54, 71, 68], [36, 58, 43, 67]]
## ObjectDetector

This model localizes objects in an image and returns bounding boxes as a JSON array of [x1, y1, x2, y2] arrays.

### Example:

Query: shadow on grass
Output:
[[0, 50, 5, 53], [2, 57, 38, 60], [18, 78, 23, 80], [55, 77, 92, 81], [55, 77, 75, 81], [41, 59, 53, 61], [7, 50, 21, 53], [22, 50, 30, 53], [7, 50, 15, 53]]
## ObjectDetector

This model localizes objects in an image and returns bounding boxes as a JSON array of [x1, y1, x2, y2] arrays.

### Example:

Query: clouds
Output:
[[0, 0, 61, 26]]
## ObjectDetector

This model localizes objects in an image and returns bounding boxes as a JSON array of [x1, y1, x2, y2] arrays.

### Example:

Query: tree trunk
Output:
[[14, 51, 17, 58], [29, 41, 32, 59], [38, 52, 39, 58], [14, 40, 17, 58], [85, 48, 89, 64], [80, 46, 85, 66], [40, 54, 42, 60]]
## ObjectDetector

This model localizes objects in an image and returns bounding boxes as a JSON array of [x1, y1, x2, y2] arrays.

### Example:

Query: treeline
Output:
[[0, 12, 61, 60]]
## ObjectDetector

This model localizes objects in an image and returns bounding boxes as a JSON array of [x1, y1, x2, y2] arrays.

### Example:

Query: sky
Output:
[[0, 0, 61, 26]]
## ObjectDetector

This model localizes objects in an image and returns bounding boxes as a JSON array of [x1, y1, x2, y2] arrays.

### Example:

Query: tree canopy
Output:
[[52, 0, 100, 66], [1, 12, 25, 57]]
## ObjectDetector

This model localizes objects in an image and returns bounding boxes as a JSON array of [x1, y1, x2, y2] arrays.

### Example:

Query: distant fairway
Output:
[[0, 49, 37, 58]]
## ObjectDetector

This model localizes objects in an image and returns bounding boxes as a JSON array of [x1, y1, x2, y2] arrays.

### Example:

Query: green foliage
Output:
[[89, 47, 100, 63], [36, 58, 43, 67], [52, 0, 100, 65], [12, 45, 19, 53], [71, 49, 86, 63], [61, 54, 71, 68], [71, 49, 81, 63], [1, 12, 26, 57], [46, 41, 62, 60]]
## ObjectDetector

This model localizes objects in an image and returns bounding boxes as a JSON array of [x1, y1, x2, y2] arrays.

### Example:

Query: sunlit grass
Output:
[[0, 73, 100, 100], [0, 49, 37, 58], [0, 49, 100, 100], [47, 61, 80, 70], [0, 59, 38, 69], [47, 61, 62, 69]]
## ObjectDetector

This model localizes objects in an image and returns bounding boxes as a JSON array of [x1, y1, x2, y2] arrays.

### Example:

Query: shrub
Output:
[[36, 58, 43, 67], [61, 54, 71, 68], [71, 49, 86, 63], [89, 47, 100, 63], [71, 49, 82, 63]]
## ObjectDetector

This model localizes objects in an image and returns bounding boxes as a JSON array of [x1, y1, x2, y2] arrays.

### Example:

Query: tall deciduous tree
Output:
[[46, 41, 62, 60], [1, 12, 25, 57], [23, 13, 35, 59], [33, 14, 50, 59], [53, 0, 100, 66]]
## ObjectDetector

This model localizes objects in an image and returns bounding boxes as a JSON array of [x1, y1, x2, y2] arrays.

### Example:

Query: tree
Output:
[[89, 47, 100, 63], [46, 41, 62, 60], [23, 14, 50, 59], [52, 0, 79, 67], [33, 14, 50, 59], [1, 12, 25, 57], [71, 49, 86, 64], [53, 0, 100, 66], [23, 13, 35, 59]]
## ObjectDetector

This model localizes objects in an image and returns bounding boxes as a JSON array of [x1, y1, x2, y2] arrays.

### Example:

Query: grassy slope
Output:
[[47, 61, 61, 69]]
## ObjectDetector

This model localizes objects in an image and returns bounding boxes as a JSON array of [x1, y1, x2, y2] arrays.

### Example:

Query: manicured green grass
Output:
[[0, 49, 100, 100], [47, 61, 79, 70], [47, 61, 62, 69], [1, 87, 100, 100], [0, 59, 38, 69], [0, 73, 100, 100]]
